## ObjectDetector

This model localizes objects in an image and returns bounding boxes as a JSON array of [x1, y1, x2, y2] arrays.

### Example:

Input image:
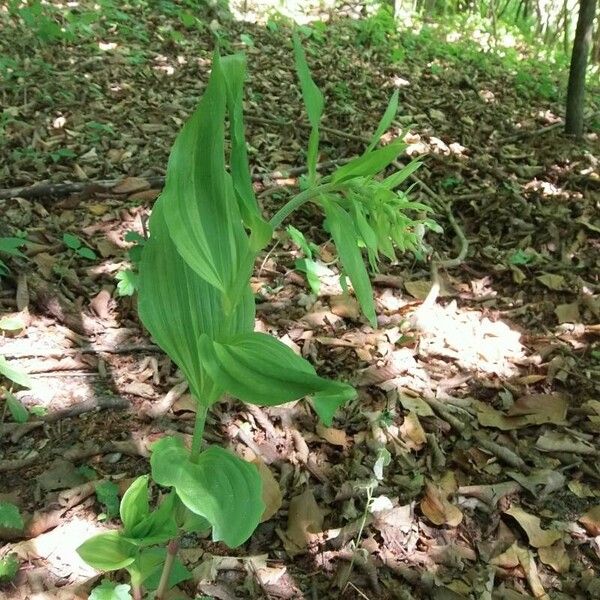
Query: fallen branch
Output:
[[0, 158, 350, 201]]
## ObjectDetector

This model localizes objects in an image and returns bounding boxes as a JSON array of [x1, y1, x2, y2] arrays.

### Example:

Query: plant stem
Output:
[[155, 538, 179, 600], [190, 402, 208, 463], [131, 584, 143, 600], [269, 181, 338, 229]]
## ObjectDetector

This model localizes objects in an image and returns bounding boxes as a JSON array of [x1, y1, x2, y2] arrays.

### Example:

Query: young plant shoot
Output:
[[77, 36, 437, 598]]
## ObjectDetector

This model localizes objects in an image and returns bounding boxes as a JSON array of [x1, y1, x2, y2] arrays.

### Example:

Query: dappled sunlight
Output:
[[8, 516, 100, 582]]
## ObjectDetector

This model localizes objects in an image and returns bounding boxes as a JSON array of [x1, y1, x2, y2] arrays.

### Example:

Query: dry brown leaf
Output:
[[420, 476, 463, 527], [578, 505, 600, 536], [315, 423, 348, 447], [516, 545, 550, 600], [554, 302, 580, 324], [404, 279, 432, 300], [504, 506, 562, 548], [399, 411, 427, 450], [398, 393, 434, 417], [329, 294, 360, 319], [490, 541, 521, 568], [129, 188, 161, 202], [112, 176, 150, 195], [253, 458, 282, 522], [535, 431, 596, 455], [538, 540, 570, 573], [87, 203, 109, 216], [475, 394, 567, 430], [285, 488, 325, 552], [536, 273, 566, 291]]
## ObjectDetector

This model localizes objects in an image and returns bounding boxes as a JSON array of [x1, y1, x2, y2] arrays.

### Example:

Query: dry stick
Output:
[[1, 343, 161, 359], [0, 158, 350, 201]]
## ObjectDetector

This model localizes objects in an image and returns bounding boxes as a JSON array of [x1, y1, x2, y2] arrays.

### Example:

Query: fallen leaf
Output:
[[578, 505, 600, 536], [554, 302, 580, 324], [404, 279, 432, 300], [329, 294, 360, 319], [536, 431, 596, 455], [285, 488, 325, 552], [252, 458, 282, 522], [112, 176, 150, 195], [397, 393, 434, 417], [490, 541, 520, 568], [399, 411, 427, 450], [420, 474, 462, 527], [315, 423, 348, 447], [537, 273, 566, 291], [504, 505, 562, 548], [538, 540, 570, 573]]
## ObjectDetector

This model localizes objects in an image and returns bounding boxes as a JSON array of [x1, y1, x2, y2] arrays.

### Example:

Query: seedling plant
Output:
[[76, 35, 438, 599]]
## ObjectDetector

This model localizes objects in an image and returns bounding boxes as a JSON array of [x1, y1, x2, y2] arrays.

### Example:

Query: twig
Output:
[[2, 343, 161, 358], [498, 122, 562, 144], [0, 159, 351, 200]]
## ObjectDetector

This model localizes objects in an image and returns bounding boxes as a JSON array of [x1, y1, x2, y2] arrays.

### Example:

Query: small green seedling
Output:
[[89, 580, 133, 600], [0, 555, 19, 583], [63, 232, 97, 260], [0, 236, 27, 278], [0, 501, 24, 530], [115, 231, 145, 296], [95, 481, 121, 520], [287, 225, 323, 294], [77, 35, 437, 598]]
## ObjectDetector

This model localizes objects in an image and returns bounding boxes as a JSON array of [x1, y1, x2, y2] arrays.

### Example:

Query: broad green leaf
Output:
[[161, 51, 251, 298], [293, 33, 324, 184], [138, 201, 254, 400], [292, 33, 324, 128], [366, 90, 399, 152], [77, 532, 137, 571], [0, 356, 33, 389], [332, 141, 406, 184], [89, 580, 132, 600], [0, 501, 24, 530], [77, 247, 97, 260], [197, 332, 355, 424], [0, 237, 27, 258], [382, 158, 422, 189], [127, 492, 177, 546], [5, 391, 28, 423], [0, 555, 19, 582], [120, 476, 149, 532], [322, 199, 377, 327], [177, 506, 211, 535], [151, 437, 263, 548], [62, 233, 81, 250], [221, 54, 272, 252], [130, 548, 191, 591]]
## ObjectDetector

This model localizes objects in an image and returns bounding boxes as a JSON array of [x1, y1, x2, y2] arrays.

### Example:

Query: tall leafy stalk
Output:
[[77, 39, 438, 598]]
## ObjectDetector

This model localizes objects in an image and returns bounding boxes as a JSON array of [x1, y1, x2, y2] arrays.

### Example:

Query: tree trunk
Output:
[[565, 0, 597, 136]]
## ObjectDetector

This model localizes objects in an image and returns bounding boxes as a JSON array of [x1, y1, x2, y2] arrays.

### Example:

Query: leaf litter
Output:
[[0, 3, 599, 599]]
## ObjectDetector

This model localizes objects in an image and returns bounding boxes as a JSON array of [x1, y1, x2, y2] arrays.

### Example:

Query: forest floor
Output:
[[1, 3, 600, 600]]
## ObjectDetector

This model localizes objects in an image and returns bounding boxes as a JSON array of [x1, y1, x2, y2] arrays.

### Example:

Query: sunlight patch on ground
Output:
[[412, 300, 526, 377], [9, 517, 100, 582]]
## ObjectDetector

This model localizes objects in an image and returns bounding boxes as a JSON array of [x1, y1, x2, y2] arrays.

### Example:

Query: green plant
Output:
[[0, 501, 24, 530], [287, 225, 323, 294], [76, 36, 436, 598], [0, 236, 27, 278], [116, 231, 145, 297], [63, 233, 97, 260]]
